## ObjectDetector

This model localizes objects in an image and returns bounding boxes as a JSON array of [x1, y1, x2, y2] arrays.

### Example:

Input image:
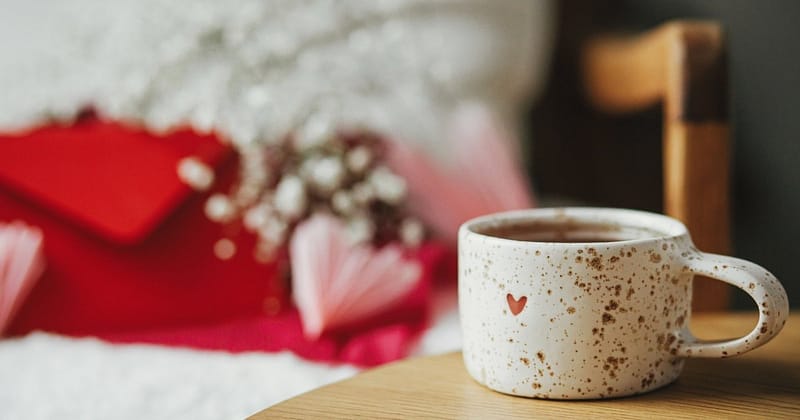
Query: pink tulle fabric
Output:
[[387, 103, 535, 242], [291, 213, 422, 339], [0, 221, 45, 334]]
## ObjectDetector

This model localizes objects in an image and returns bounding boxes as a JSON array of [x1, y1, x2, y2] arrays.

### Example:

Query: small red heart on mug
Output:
[[506, 293, 527, 316]]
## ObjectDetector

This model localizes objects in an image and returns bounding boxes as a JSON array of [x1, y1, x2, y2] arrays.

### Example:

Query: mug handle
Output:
[[678, 252, 790, 358]]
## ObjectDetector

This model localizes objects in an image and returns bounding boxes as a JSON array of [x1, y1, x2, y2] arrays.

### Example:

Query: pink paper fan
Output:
[[0, 221, 45, 335], [291, 214, 422, 339], [450, 103, 534, 212], [387, 103, 535, 242]]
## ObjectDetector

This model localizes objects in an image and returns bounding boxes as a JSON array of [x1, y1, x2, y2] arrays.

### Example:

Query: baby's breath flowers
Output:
[[203, 130, 425, 261]]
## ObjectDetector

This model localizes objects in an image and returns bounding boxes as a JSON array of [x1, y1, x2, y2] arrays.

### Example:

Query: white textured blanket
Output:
[[0, 308, 461, 420]]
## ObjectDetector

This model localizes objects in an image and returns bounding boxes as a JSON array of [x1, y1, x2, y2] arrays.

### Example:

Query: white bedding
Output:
[[0, 308, 461, 420]]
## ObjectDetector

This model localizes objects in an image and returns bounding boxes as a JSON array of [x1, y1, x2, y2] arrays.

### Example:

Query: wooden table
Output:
[[251, 313, 799, 419]]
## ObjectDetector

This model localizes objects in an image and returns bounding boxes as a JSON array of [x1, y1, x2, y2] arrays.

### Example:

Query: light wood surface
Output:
[[583, 21, 731, 311], [251, 313, 799, 419]]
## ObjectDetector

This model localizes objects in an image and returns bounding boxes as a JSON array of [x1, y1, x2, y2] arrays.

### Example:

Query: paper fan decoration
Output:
[[387, 102, 535, 242], [0, 221, 45, 334], [291, 213, 421, 339]]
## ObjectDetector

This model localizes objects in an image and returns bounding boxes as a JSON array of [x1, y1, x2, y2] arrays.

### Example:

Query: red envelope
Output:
[[0, 115, 288, 335]]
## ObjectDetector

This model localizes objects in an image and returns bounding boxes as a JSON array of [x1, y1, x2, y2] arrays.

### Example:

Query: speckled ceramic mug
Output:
[[459, 207, 789, 400]]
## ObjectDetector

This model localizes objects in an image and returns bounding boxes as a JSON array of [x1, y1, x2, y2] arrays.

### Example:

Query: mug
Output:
[[459, 207, 789, 399]]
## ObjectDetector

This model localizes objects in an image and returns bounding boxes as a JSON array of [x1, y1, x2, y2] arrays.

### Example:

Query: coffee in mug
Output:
[[459, 207, 789, 399]]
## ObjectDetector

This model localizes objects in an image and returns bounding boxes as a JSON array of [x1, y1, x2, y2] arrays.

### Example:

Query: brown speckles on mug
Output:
[[589, 257, 603, 271], [460, 208, 789, 400], [640, 372, 656, 389], [602, 356, 628, 379]]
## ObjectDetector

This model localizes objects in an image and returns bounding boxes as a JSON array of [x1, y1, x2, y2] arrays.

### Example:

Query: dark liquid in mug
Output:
[[478, 221, 662, 243]]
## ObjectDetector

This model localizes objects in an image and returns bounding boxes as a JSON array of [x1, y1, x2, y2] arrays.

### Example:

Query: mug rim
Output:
[[460, 207, 689, 247]]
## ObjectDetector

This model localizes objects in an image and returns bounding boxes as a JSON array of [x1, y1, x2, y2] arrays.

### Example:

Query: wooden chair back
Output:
[[582, 21, 730, 311]]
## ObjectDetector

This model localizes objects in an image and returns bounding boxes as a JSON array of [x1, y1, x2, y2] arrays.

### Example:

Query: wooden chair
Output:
[[582, 21, 730, 311]]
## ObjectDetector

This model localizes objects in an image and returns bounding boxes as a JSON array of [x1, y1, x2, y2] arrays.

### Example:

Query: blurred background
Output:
[[528, 0, 800, 309]]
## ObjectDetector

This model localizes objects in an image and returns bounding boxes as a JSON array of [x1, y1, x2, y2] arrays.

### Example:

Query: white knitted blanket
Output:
[[0, 308, 461, 420]]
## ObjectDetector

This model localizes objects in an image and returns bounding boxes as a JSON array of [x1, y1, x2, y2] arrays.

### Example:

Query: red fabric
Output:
[[0, 115, 228, 243], [0, 117, 451, 366], [0, 117, 287, 335], [100, 244, 448, 367]]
